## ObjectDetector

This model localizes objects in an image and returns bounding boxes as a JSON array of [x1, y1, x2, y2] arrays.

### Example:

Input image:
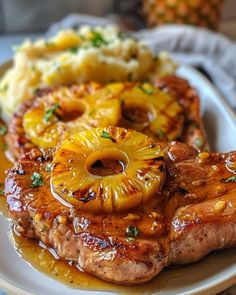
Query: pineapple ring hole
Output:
[[86, 150, 128, 177], [59, 102, 86, 122], [122, 102, 153, 126]]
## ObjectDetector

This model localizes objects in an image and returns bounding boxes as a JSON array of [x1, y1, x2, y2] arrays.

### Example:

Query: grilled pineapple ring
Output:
[[51, 127, 165, 213], [119, 83, 184, 141], [22, 84, 122, 149]]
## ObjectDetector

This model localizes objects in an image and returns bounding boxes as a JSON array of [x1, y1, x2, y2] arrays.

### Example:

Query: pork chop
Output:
[[5, 142, 236, 284]]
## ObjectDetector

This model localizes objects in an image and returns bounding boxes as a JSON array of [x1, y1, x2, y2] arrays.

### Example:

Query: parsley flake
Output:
[[100, 130, 116, 142], [44, 103, 60, 122], [221, 175, 236, 183], [0, 142, 7, 151], [0, 84, 8, 92], [194, 138, 203, 149], [190, 121, 199, 129], [0, 125, 7, 136], [33, 87, 40, 95], [137, 85, 154, 95], [157, 129, 165, 139], [0, 189, 4, 196], [126, 225, 139, 239], [90, 31, 107, 48], [31, 172, 44, 187], [69, 46, 80, 54], [45, 163, 53, 172]]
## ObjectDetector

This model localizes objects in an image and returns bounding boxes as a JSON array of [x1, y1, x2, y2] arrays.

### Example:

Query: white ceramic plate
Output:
[[0, 63, 236, 295]]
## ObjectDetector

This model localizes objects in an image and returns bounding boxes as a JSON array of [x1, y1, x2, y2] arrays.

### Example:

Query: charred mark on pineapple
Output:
[[122, 103, 153, 126], [177, 187, 189, 195], [79, 191, 96, 203]]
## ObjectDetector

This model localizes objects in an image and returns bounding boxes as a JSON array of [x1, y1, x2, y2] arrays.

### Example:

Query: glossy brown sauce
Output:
[[122, 105, 151, 125], [11, 228, 188, 294], [89, 159, 126, 176], [0, 125, 175, 294]]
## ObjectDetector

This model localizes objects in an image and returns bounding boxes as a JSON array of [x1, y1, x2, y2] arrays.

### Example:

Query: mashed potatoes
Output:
[[0, 25, 176, 118]]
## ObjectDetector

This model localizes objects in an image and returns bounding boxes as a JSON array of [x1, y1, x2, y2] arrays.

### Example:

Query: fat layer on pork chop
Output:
[[5, 142, 236, 284]]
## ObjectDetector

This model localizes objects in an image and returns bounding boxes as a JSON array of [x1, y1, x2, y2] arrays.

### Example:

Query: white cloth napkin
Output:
[[47, 14, 236, 111]]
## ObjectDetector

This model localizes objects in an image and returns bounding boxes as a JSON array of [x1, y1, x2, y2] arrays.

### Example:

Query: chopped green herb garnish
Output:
[[126, 225, 139, 240], [221, 175, 236, 183], [69, 46, 80, 54], [101, 130, 114, 141], [0, 125, 7, 136], [44, 103, 60, 122], [90, 31, 107, 48], [157, 129, 165, 139], [126, 237, 135, 242], [33, 87, 40, 95], [31, 172, 44, 187], [0, 84, 8, 92], [30, 64, 36, 71], [190, 121, 199, 129], [0, 183, 4, 196], [118, 31, 126, 40], [0, 142, 7, 151], [89, 109, 96, 116], [79, 34, 86, 41], [194, 138, 203, 149], [45, 163, 53, 172], [204, 146, 210, 152], [137, 85, 154, 95]]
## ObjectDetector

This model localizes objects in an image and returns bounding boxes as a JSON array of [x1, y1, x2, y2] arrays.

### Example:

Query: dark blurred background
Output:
[[0, 0, 235, 36]]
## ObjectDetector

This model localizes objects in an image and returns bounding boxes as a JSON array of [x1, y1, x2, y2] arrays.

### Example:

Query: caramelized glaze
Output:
[[11, 228, 190, 294]]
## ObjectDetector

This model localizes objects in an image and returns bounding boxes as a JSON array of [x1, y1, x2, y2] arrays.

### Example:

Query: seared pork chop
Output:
[[5, 142, 236, 284]]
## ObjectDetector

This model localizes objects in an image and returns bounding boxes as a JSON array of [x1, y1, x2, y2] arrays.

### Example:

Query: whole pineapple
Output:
[[51, 127, 165, 213], [142, 0, 224, 30]]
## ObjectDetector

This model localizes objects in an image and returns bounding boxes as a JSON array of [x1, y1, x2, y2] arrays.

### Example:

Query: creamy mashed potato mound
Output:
[[0, 25, 176, 118]]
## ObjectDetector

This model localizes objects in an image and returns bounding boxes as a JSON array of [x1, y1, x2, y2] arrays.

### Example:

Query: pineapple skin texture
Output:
[[51, 127, 165, 213], [143, 0, 224, 30]]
